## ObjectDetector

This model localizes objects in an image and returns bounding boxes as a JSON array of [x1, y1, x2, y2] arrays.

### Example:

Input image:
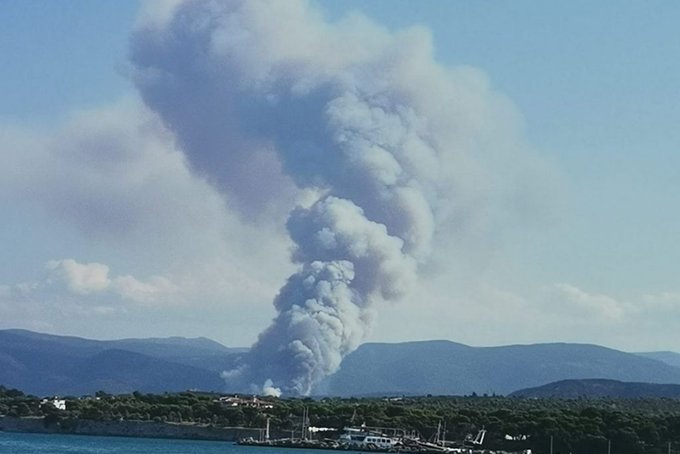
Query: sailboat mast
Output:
[[442, 421, 446, 446]]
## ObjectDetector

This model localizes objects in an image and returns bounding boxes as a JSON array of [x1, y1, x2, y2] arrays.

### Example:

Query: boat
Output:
[[338, 426, 402, 451]]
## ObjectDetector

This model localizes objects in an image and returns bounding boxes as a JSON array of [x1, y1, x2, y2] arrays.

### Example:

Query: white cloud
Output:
[[112, 274, 178, 304], [44, 258, 178, 304], [548, 283, 629, 321], [47, 259, 112, 295]]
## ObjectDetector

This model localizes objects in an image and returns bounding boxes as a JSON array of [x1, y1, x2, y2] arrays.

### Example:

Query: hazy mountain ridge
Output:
[[2, 330, 680, 397], [635, 351, 680, 369], [0, 330, 242, 396], [317, 340, 680, 396], [511, 378, 680, 398], [0, 329, 241, 359]]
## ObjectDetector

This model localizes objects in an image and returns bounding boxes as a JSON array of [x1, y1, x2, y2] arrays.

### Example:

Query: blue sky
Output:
[[1, 0, 679, 352]]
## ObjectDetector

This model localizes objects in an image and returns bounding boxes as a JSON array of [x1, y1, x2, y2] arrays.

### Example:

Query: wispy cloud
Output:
[[45, 258, 179, 304], [0, 258, 179, 306], [548, 283, 630, 321]]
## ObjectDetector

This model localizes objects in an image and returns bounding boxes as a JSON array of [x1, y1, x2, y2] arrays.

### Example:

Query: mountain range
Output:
[[316, 340, 680, 396], [0, 329, 241, 396], [2, 329, 680, 397]]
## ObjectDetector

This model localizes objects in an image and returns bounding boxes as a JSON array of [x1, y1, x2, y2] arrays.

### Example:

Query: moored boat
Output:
[[338, 426, 402, 451]]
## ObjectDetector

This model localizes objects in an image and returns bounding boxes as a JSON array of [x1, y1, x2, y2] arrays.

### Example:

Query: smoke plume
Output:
[[131, 0, 521, 395]]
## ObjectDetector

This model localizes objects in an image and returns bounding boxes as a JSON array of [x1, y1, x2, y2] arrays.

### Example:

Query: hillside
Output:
[[316, 340, 680, 396], [510, 378, 680, 398], [3, 329, 680, 397], [636, 351, 680, 369], [0, 329, 240, 396]]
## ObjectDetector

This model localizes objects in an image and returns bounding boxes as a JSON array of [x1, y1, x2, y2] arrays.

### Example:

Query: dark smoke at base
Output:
[[131, 0, 526, 395]]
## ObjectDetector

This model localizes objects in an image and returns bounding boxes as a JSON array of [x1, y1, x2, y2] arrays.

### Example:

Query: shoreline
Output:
[[0, 415, 262, 442]]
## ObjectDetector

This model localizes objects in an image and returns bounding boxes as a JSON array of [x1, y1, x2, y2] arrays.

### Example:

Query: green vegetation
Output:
[[3, 385, 680, 453]]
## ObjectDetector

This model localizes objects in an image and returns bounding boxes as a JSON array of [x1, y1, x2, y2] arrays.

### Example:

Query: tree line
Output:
[[2, 385, 680, 453]]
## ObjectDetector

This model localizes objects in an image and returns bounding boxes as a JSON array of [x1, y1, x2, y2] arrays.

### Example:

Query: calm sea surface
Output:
[[0, 432, 314, 454]]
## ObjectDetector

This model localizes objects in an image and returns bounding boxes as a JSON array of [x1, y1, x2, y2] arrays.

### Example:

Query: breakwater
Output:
[[0, 415, 262, 441]]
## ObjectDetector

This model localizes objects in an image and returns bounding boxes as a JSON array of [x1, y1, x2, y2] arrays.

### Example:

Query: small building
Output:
[[216, 395, 274, 409], [41, 398, 66, 411]]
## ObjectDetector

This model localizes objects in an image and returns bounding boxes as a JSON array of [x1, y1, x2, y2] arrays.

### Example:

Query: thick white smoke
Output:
[[131, 0, 523, 395]]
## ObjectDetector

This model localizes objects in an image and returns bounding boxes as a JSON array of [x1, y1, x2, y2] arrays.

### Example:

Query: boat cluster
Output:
[[238, 426, 493, 454]]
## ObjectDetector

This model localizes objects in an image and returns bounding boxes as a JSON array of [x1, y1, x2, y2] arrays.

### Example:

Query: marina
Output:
[[238, 424, 494, 454]]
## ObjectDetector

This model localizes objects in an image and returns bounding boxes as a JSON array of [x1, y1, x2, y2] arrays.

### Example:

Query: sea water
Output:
[[0, 432, 314, 454]]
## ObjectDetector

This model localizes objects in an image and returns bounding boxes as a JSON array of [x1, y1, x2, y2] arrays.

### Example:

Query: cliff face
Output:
[[0, 416, 262, 441]]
